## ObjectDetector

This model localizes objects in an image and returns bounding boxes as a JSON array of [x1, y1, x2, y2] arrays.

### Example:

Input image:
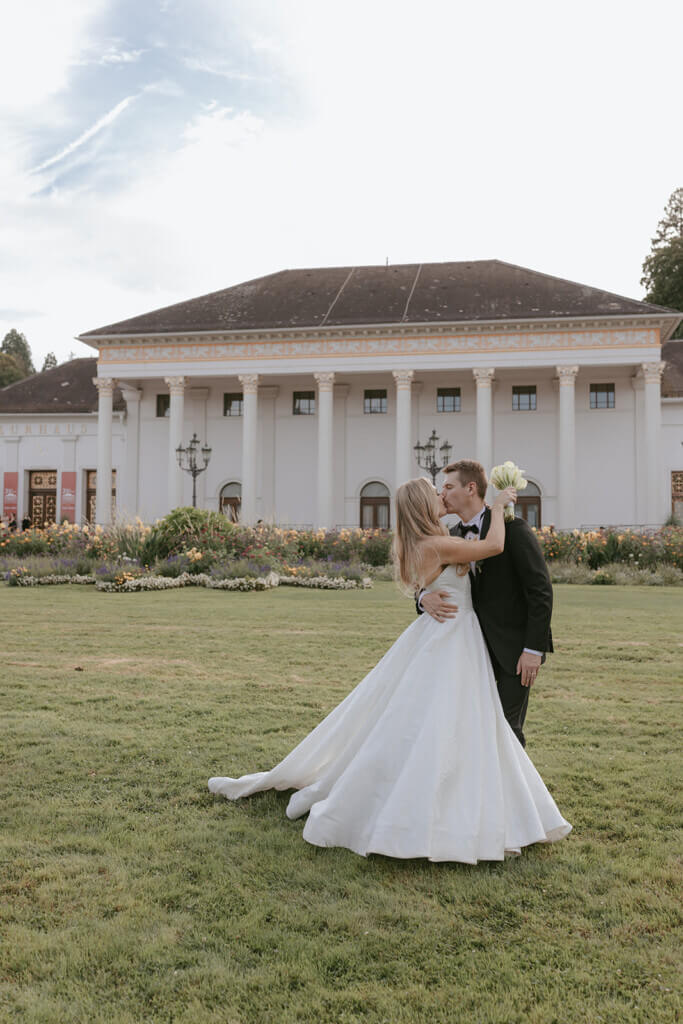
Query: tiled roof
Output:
[[662, 340, 683, 396], [80, 260, 683, 339], [0, 358, 125, 414]]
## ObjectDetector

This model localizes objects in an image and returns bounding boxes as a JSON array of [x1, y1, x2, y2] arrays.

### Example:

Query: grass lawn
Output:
[[1, 583, 681, 1024]]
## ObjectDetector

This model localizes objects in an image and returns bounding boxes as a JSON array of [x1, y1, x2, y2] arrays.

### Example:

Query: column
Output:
[[556, 365, 579, 529], [641, 361, 665, 526], [94, 377, 115, 525], [164, 376, 186, 512], [314, 372, 335, 528], [119, 385, 142, 518], [238, 374, 259, 524], [392, 370, 414, 488], [473, 368, 495, 474], [259, 385, 280, 521]]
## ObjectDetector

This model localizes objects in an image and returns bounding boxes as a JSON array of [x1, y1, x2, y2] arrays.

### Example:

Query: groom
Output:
[[418, 459, 553, 747]]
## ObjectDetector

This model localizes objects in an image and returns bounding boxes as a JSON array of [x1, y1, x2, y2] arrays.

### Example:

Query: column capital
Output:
[[556, 365, 579, 385], [392, 369, 414, 389], [93, 377, 116, 395], [238, 373, 259, 394], [640, 361, 666, 382], [473, 367, 495, 387], [119, 385, 142, 404], [164, 376, 187, 395], [314, 372, 336, 391]]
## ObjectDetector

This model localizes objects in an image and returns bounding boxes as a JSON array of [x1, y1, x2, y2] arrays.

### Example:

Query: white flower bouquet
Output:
[[490, 460, 527, 521]]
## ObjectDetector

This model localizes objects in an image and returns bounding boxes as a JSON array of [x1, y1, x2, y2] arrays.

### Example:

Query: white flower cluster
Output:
[[279, 575, 372, 590], [7, 569, 372, 594], [96, 571, 281, 593], [11, 574, 97, 587], [490, 460, 528, 521], [490, 460, 528, 490]]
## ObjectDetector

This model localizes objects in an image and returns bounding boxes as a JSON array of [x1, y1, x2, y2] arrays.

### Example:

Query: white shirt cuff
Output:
[[523, 647, 543, 656]]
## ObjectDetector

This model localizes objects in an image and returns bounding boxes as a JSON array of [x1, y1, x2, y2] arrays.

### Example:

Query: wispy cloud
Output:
[[73, 45, 147, 66], [99, 46, 146, 65], [29, 95, 137, 175], [182, 56, 258, 82]]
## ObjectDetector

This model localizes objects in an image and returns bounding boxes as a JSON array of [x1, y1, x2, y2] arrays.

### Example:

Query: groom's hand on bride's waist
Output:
[[420, 591, 459, 623]]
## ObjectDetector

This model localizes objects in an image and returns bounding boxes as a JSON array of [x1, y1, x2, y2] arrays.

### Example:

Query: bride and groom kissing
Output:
[[209, 459, 571, 863]]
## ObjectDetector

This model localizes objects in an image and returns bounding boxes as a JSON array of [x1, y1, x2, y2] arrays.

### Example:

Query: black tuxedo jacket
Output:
[[418, 509, 553, 677]]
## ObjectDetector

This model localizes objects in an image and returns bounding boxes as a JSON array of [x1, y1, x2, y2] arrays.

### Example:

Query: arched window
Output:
[[360, 481, 391, 530], [516, 480, 542, 528], [220, 482, 242, 522]]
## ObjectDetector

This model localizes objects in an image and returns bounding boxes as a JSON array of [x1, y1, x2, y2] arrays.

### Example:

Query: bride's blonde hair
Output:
[[392, 477, 448, 591]]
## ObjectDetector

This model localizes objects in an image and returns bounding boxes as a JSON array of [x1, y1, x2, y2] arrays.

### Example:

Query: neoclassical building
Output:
[[2, 260, 682, 529]]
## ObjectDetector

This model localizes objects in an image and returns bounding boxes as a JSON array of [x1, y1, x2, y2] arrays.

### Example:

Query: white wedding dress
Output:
[[208, 566, 571, 862]]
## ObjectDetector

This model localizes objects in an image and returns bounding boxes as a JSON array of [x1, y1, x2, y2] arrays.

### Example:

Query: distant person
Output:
[[21, 515, 32, 532], [8, 516, 17, 533]]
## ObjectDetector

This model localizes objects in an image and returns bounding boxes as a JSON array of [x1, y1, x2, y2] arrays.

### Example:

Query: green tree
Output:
[[0, 352, 25, 388], [41, 352, 58, 372], [1, 328, 35, 376], [641, 187, 683, 338]]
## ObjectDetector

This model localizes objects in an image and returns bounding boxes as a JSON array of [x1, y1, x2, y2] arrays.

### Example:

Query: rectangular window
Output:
[[437, 387, 461, 413], [590, 383, 615, 409], [512, 385, 537, 411], [364, 389, 387, 414], [223, 393, 243, 417], [156, 394, 170, 418], [293, 390, 316, 415]]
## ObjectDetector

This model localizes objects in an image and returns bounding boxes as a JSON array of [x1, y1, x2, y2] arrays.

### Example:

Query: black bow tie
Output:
[[459, 522, 479, 535]]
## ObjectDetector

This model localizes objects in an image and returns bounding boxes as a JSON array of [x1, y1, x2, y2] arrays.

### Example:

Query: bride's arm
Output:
[[430, 487, 516, 565]]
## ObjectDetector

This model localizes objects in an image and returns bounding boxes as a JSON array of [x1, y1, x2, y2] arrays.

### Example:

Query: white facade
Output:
[[2, 319, 682, 530]]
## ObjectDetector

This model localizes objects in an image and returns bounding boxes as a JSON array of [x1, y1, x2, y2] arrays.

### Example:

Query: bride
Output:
[[208, 478, 571, 863]]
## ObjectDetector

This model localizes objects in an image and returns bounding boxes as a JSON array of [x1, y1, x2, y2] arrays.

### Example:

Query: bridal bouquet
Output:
[[490, 460, 527, 521]]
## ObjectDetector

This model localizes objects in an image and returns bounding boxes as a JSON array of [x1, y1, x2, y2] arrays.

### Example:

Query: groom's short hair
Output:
[[443, 459, 488, 499]]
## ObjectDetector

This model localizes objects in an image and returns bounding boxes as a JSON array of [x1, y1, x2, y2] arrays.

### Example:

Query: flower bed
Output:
[[2, 511, 682, 589]]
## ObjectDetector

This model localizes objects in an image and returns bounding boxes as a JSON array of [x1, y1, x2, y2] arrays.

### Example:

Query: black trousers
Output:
[[487, 648, 530, 748]]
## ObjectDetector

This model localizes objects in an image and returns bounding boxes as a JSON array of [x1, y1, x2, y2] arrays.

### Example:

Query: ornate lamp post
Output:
[[414, 429, 453, 484], [176, 433, 212, 508]]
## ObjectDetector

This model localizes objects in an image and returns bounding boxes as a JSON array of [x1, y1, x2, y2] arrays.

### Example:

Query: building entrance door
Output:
[[28, 471, 57, 528], [86, 469, 117, 522]]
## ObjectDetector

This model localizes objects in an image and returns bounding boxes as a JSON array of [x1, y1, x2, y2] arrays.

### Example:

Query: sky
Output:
[[1, 0, 681, 368]]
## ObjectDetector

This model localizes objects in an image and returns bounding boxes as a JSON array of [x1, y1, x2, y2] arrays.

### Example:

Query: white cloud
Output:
[[29, 95, 138, 175], [1, 0, 682, 369], [0, 1, 106, 111]]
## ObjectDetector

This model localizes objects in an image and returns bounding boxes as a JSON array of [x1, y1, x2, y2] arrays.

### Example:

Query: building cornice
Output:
[[79, 313, 680, 348]]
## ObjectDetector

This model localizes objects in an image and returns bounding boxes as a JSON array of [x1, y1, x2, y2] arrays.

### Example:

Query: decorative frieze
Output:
[[97, 327, 660, 367]]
